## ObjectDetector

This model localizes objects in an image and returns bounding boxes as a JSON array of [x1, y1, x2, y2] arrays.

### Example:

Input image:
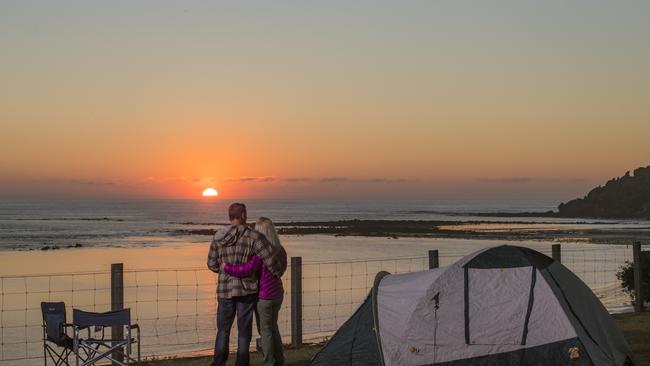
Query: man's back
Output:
[[208, 224, 285, 298]]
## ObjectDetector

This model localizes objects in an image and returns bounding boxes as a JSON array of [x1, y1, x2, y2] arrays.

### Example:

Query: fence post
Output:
[[111, 263, 124, 364], [552, 244, 561, 263], [633, 242, 644, 312], [429, 250, 439, 269], [291, 257, 303, 347]]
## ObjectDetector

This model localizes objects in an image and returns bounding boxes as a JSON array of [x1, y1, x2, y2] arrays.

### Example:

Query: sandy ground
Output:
[[0, 234, 633, 276]]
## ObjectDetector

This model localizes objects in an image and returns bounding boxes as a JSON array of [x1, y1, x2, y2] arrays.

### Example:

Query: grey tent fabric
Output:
[[308, 245, 635, 366], [543, 261, 633, 366], [309, 293, 383, 366], [464, 246, 553, 269], [385, 260, 576, 364], [466, 266, 534, 345], [378, 268, 446, 361], [427, 338, 594, 366]]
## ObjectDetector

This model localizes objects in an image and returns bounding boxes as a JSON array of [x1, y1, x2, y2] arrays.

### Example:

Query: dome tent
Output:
[[309, 245, 635, 366]]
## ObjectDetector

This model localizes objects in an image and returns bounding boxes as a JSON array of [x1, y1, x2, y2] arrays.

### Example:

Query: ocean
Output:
[[0, 198, 640, 251]]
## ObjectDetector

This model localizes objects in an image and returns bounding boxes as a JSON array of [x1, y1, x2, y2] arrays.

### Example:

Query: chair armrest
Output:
[[72, 324, 90, 331], [130, 324, 139, 330], [42, 323, 74, 329]]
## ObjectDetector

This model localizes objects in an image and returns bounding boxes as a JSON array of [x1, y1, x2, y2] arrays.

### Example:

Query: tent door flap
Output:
[[464, 266, 536, 345]]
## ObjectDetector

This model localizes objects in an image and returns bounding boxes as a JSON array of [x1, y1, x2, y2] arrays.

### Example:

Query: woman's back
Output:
[[223, 217, 286, 300]]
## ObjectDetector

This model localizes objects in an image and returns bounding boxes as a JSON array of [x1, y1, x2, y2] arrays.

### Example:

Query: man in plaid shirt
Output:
[[207, 203, 286, 366]]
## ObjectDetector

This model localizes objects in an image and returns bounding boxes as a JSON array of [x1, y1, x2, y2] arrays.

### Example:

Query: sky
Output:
[[1, 1, 649, 200]]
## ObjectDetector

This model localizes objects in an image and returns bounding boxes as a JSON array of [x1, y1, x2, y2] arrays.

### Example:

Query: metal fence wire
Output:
[[0, 243, 642, 365]]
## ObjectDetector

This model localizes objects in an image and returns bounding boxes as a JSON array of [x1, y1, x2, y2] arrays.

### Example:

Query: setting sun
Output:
[[202, 188, 219, 197]]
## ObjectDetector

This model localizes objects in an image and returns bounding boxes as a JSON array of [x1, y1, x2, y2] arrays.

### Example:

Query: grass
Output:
[[140, 344, 321, 366], [613, 312, 650, 365], [145, 312, 650, 366]]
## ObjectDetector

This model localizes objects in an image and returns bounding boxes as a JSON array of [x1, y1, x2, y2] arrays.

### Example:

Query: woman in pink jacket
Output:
[[222, 217, 287, 366]]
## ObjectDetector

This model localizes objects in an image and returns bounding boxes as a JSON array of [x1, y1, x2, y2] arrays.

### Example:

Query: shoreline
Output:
[[171, 219, 650, 245], [2, 219, 649, 253]]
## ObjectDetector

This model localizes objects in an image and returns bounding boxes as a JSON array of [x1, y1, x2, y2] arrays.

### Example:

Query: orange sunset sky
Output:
[[1, 1, 649, 200]]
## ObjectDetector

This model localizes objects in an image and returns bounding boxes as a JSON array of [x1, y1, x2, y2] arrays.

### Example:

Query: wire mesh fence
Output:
[[301, 256, 430, 342], [562, 245, 635, 312], [0, 243, 643, 365], [0, 271, 112, 363]]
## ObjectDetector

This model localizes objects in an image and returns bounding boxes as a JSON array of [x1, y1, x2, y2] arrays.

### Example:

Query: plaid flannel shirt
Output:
[[207, 224, 286, 299]]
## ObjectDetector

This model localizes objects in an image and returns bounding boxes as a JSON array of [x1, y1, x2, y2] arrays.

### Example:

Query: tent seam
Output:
[[372, 271, 390, 366], [545, 269, 615, 365], [521, 267, 537, 345]]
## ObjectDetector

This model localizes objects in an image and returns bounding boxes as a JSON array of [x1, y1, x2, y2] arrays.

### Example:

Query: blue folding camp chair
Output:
[[72, 308, 140, 366], [42, 302, 77, 366]]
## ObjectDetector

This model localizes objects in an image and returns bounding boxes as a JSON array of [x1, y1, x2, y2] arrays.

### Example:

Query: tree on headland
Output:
[[558, 166, 650, 219]]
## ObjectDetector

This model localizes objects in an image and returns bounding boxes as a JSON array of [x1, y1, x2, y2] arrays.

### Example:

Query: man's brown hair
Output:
[[228, 203, 247, 221]]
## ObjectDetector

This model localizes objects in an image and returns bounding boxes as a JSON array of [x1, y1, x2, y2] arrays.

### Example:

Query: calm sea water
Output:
[[0, 198, 636, 251]]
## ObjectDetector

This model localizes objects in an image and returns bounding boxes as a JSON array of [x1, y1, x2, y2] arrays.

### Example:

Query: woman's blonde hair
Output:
[[255, 217, 281, 248]]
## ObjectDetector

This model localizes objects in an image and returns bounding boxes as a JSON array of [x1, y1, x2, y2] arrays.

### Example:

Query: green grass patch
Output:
[[613, 312, 650, 365], [140, 345, 320, 366]]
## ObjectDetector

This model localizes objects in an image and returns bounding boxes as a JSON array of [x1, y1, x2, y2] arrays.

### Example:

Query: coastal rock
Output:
[[558, 166, 650, 219]]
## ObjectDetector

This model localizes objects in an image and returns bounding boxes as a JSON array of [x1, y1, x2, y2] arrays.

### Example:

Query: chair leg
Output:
[[57, 348, 71, 366], [137, 327, 141, 362], [43, 344, 71, 366], [126, 326, 131, 366], [79, 341, 129, 366], [43, 326, 48, 366], [57, 347, 69, 366], [74, 328, 79, 366]]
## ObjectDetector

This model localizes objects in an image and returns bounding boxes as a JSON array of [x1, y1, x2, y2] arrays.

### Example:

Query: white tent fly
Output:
[[309, 245, 635, 366]]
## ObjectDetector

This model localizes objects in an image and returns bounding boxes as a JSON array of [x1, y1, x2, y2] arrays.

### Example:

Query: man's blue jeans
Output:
[[213, 294, 256, 366]]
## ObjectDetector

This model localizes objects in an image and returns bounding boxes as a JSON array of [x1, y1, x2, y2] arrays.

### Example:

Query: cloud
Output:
[[319, 177, 415, 184], [362, 178, 415, 184], [145, 176, 193, 183], [69, 179, 116, 186], [477, 177, 587, 184], [191, 177, 216, 183], [29, 178, 122, 186], [320, 177, 350, 183], [286, 178, 313, 183], [224, 176, 278, 183], [477, 177, 533, 184], [33, 176, 223, 187]]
